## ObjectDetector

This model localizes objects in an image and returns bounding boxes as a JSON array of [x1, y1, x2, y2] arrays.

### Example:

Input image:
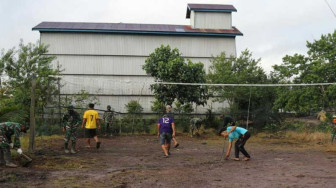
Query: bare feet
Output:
[[243, 157, 250, 161]]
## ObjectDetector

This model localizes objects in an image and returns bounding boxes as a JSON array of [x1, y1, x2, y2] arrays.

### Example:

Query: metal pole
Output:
[[246, 88, 252, 129]]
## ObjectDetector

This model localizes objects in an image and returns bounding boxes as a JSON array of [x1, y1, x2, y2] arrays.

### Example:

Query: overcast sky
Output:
[[0, 0, 335, 73]]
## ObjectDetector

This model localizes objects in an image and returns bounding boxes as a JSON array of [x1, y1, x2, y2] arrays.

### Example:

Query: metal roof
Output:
[[186, 4, 237, 18], [32, 22, 243, 37]]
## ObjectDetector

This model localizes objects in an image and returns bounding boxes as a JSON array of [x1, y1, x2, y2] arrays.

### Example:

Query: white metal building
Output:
[[32, 4, 243, 113]]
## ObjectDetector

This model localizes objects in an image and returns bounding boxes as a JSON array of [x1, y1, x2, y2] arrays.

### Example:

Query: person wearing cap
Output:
[[0, 122, 29, 168], [81, 103, 101, 149], [218, 123, 251, 161], [103, 105, 114, 137], [166, 105, 179, 148], [157, 114, 176, 158], [62, 105, 81, 154]]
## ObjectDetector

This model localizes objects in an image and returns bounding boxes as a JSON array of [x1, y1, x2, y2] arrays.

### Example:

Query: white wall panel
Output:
[[41, 33, 236, 57], [52, 55, 214, 75], [194, 12, 232, 29], [61, 75, 154, 95], [53, 55, 147, 75]]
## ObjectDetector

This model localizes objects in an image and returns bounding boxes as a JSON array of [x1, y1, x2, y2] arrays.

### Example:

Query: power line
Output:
[[155, 82, 336, 87], [324, 0, 336, 18]]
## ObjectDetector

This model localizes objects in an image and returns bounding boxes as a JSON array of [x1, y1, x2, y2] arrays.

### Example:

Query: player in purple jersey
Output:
[[166, 105, 179, 148], [157, 114, 176, 158]]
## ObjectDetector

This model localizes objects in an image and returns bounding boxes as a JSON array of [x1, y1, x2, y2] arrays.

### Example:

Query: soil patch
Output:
[[1, 135, 336, 187]]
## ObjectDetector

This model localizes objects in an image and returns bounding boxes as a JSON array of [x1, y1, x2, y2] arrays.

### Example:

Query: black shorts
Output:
[[85, 129, 97, 138]]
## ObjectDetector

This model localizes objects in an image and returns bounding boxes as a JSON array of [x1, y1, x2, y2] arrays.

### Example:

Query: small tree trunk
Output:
[[132, 115, 135, 135], [29, 78, 36, 153]]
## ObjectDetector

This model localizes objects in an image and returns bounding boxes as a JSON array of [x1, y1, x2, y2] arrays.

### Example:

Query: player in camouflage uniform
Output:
[[62, 105, 81, 154], [103, 105, 114, 136], [190, 117, 202, 137], [0, 122, 29, 168], [332, 115, 336, 143]]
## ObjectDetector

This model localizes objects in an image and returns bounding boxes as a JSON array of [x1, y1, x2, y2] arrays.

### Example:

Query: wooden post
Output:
[[29, 77, 36, 153]]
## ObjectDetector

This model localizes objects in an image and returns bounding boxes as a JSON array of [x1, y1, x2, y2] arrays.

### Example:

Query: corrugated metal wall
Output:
[[52, 55, 214, 75], [61, 75, 153, 95], [193, 12, 232, 29], [42, 32, 236, 113], [41, 33, 236, 57]]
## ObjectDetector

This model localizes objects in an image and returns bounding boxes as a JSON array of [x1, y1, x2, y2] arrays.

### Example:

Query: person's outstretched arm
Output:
[[225, 141, 233, 158]]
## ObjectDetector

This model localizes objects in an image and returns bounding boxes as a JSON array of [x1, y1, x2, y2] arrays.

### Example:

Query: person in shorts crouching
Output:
[[157, 114, 176, 158]]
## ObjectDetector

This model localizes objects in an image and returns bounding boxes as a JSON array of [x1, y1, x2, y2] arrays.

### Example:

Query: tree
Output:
[[272, 30, 336, 114], [125, 100, 143, 134], [143, 45, 208, 106], [0, 40, 60, 124], [151, 99, 166, 115], [207, 50, 276, 128], [62, 89, 100, 115]]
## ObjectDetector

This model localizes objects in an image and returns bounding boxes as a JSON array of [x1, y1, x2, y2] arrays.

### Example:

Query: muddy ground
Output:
[[1, 133, 336, 188]]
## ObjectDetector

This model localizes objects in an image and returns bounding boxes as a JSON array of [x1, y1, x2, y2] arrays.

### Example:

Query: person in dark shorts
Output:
[[157, 114, 176, 158], [219, 125, 251, 161], [103, 105, 114, 136], [166, 105, 179, 148], [81, 103, 101, 149]]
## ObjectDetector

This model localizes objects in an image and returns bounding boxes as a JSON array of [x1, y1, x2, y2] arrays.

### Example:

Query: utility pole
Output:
[[29, 76, 36, 153]]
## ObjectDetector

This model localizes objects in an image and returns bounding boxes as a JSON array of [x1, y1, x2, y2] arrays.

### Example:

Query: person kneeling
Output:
[[219, 125, 251, 161]]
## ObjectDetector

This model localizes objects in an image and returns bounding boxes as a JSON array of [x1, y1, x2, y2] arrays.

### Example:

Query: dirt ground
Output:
[[1, 133, 336, 188]]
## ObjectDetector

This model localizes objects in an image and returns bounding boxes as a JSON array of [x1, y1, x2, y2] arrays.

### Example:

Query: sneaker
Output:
[[96, 142, 101, 149], [65, 149, 70, 154], [6, 162, 18, 168], [163, 155, 169, 158], [70, 149, 77, 154], [174, 143, 179, 148], [234, 158, 240, 161]]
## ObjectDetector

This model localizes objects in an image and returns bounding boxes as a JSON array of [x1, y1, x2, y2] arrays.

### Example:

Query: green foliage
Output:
[[0, 40, 59, 124], [143, 45, 208, 106], [151, 99, 166, 115], [174, 101, 194, 114], [272, 30, 336, 114], [124, 100, 144, 134], [203, 108, 221, 130], [207, 50, 276, 128], [62, 89, 100, 114]]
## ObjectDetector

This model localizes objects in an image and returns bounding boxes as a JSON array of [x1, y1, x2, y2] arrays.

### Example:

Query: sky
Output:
[[0, 0, 335, 73]]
